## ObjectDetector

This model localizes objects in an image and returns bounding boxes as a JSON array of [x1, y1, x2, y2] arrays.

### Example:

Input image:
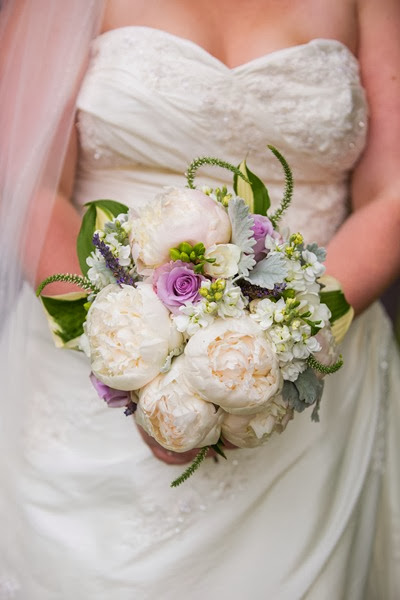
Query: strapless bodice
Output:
[[75, 26, 368, 244]]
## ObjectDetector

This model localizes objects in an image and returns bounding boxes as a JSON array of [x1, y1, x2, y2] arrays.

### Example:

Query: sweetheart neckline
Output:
[[96, 25, 359, 72]]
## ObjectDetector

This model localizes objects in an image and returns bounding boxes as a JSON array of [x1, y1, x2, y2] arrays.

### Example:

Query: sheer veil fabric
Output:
[[0, 0, 104, 577]]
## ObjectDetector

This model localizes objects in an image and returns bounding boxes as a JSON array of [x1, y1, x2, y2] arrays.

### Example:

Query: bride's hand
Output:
[[136, 424, 236, 465]]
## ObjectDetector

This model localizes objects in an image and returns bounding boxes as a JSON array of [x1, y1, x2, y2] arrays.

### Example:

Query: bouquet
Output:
[[37, 146, 353, 486]]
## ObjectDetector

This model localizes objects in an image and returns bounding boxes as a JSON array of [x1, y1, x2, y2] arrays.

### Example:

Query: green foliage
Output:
[[185, 156, 249, 189], [319, 289, 351, 323], [40, 294, 88, 346], [170, 446, 210, 488], [244, 253, 288, 289], [233, 160, 270, 215], [77, 199, 129, 276], [307, 354, 343, 375], [283, 368, 325, 421], [267, 145, 294, 227], [36, 273, 99, 296], [306, 243, 327, 263], [227, 197, 256, 276]]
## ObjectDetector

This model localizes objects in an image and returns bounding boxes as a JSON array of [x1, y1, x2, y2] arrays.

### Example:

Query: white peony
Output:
[[183, 315, 282, 415], [84, 283, 182, 390], [221, 395, 293, 448], [129, 187, 231, 272], [135, 356, 222, 452], [203, 243, 241, 278]]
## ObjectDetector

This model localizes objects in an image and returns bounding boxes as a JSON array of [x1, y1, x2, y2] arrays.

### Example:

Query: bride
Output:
[[0, 0, 399, 598]]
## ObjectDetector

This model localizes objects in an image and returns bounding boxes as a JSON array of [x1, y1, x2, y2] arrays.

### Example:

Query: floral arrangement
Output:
[[37, 147, 353, 486]]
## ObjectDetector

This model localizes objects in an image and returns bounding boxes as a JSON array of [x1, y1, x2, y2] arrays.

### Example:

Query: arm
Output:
[[31, 127, 83, 295], [324, 0, 400, 314]]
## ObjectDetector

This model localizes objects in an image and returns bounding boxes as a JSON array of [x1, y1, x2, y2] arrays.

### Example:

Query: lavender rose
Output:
[[153, 260, 206, 314], [251, 215, 275, 261], [89, 372, 131, 407]]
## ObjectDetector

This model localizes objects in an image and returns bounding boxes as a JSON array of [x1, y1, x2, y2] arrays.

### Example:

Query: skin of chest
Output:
[[101, 0, 359, 68]]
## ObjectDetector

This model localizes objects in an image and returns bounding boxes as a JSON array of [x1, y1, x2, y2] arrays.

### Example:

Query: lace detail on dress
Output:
[[75, 27, 368, 246]]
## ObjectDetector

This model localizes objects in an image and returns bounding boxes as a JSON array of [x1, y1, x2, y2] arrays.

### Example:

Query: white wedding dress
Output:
[[1, 27, 399, 599]]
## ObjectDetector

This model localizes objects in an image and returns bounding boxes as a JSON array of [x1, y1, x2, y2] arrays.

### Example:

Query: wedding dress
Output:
[[1, 27, 399, 600]]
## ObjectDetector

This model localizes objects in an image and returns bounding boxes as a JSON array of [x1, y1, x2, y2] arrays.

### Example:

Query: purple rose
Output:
[[251, 215, 274, 261], [89, 373, 131, 408], [153, 260, 206, 313]]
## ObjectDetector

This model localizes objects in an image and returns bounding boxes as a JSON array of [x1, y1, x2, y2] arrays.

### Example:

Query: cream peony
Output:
[[84, 283, 182, 390], [135, 356, 222, 452], [129, 187, 231, 272], [221, 395, 293, 448], [184, 315, 282, 415]]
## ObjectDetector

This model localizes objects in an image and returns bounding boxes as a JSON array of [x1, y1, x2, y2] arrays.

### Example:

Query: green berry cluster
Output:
[[169, 242, 215, 273], [285, 232, 304, 259], [203, 185, 232, 207], [199, 279, 226, 302]]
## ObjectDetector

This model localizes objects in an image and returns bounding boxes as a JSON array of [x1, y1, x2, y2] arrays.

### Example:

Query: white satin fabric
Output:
[[1, 28, 399, 599]]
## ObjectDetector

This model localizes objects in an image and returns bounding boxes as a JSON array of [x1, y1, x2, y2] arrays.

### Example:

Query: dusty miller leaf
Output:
[[228, 197, 255, 252], [244, 253, 288, 289], [282, 368, 324, 420], [295, 368, 324, 406], [306, 243, 327, 263], [228, 196, 256, 276]]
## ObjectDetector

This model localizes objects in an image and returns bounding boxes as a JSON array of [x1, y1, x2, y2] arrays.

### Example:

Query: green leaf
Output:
[[77, 199, 129, 276], [233, 160, 270, 215], [318, 274, 354, 344], [320, 289, 351, 322], [40, 293, 88, 349], [211, 440, 227, 460]]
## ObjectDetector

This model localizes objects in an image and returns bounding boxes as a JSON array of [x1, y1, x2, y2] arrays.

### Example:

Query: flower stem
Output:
[[170, 446, 210, 488], [307, 354, 344, 375], [36, 273, 100, 297], [186, 157, 250, 189], [267, 145, 294, 227]]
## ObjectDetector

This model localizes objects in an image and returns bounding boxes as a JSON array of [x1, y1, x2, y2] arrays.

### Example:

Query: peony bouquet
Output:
[[37, 147, 353, 485]]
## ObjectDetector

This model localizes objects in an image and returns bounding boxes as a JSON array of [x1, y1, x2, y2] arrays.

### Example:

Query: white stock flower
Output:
[[173, 300, 214, 336], [284, 259, 308, 292], [129, 187, 231, 272], [86, 250, 116, 289], [85, 283, 182, 390], [297, 292, 331, 328], [250, 297, 287, 330], [135, 356, 222, 452], [203, 244, 241, 278], [184, 315, 282, 415], [221, 395, 293, 448], [216, 281, 247, 318], [280, 359, 307, 381], [301, 249, 326, 282]]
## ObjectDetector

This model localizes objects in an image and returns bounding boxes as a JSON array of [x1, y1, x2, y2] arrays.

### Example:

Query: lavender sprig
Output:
[[124, 401, 137, 416], [239, 280, 286, 301], [92, 233, 135, 286]]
